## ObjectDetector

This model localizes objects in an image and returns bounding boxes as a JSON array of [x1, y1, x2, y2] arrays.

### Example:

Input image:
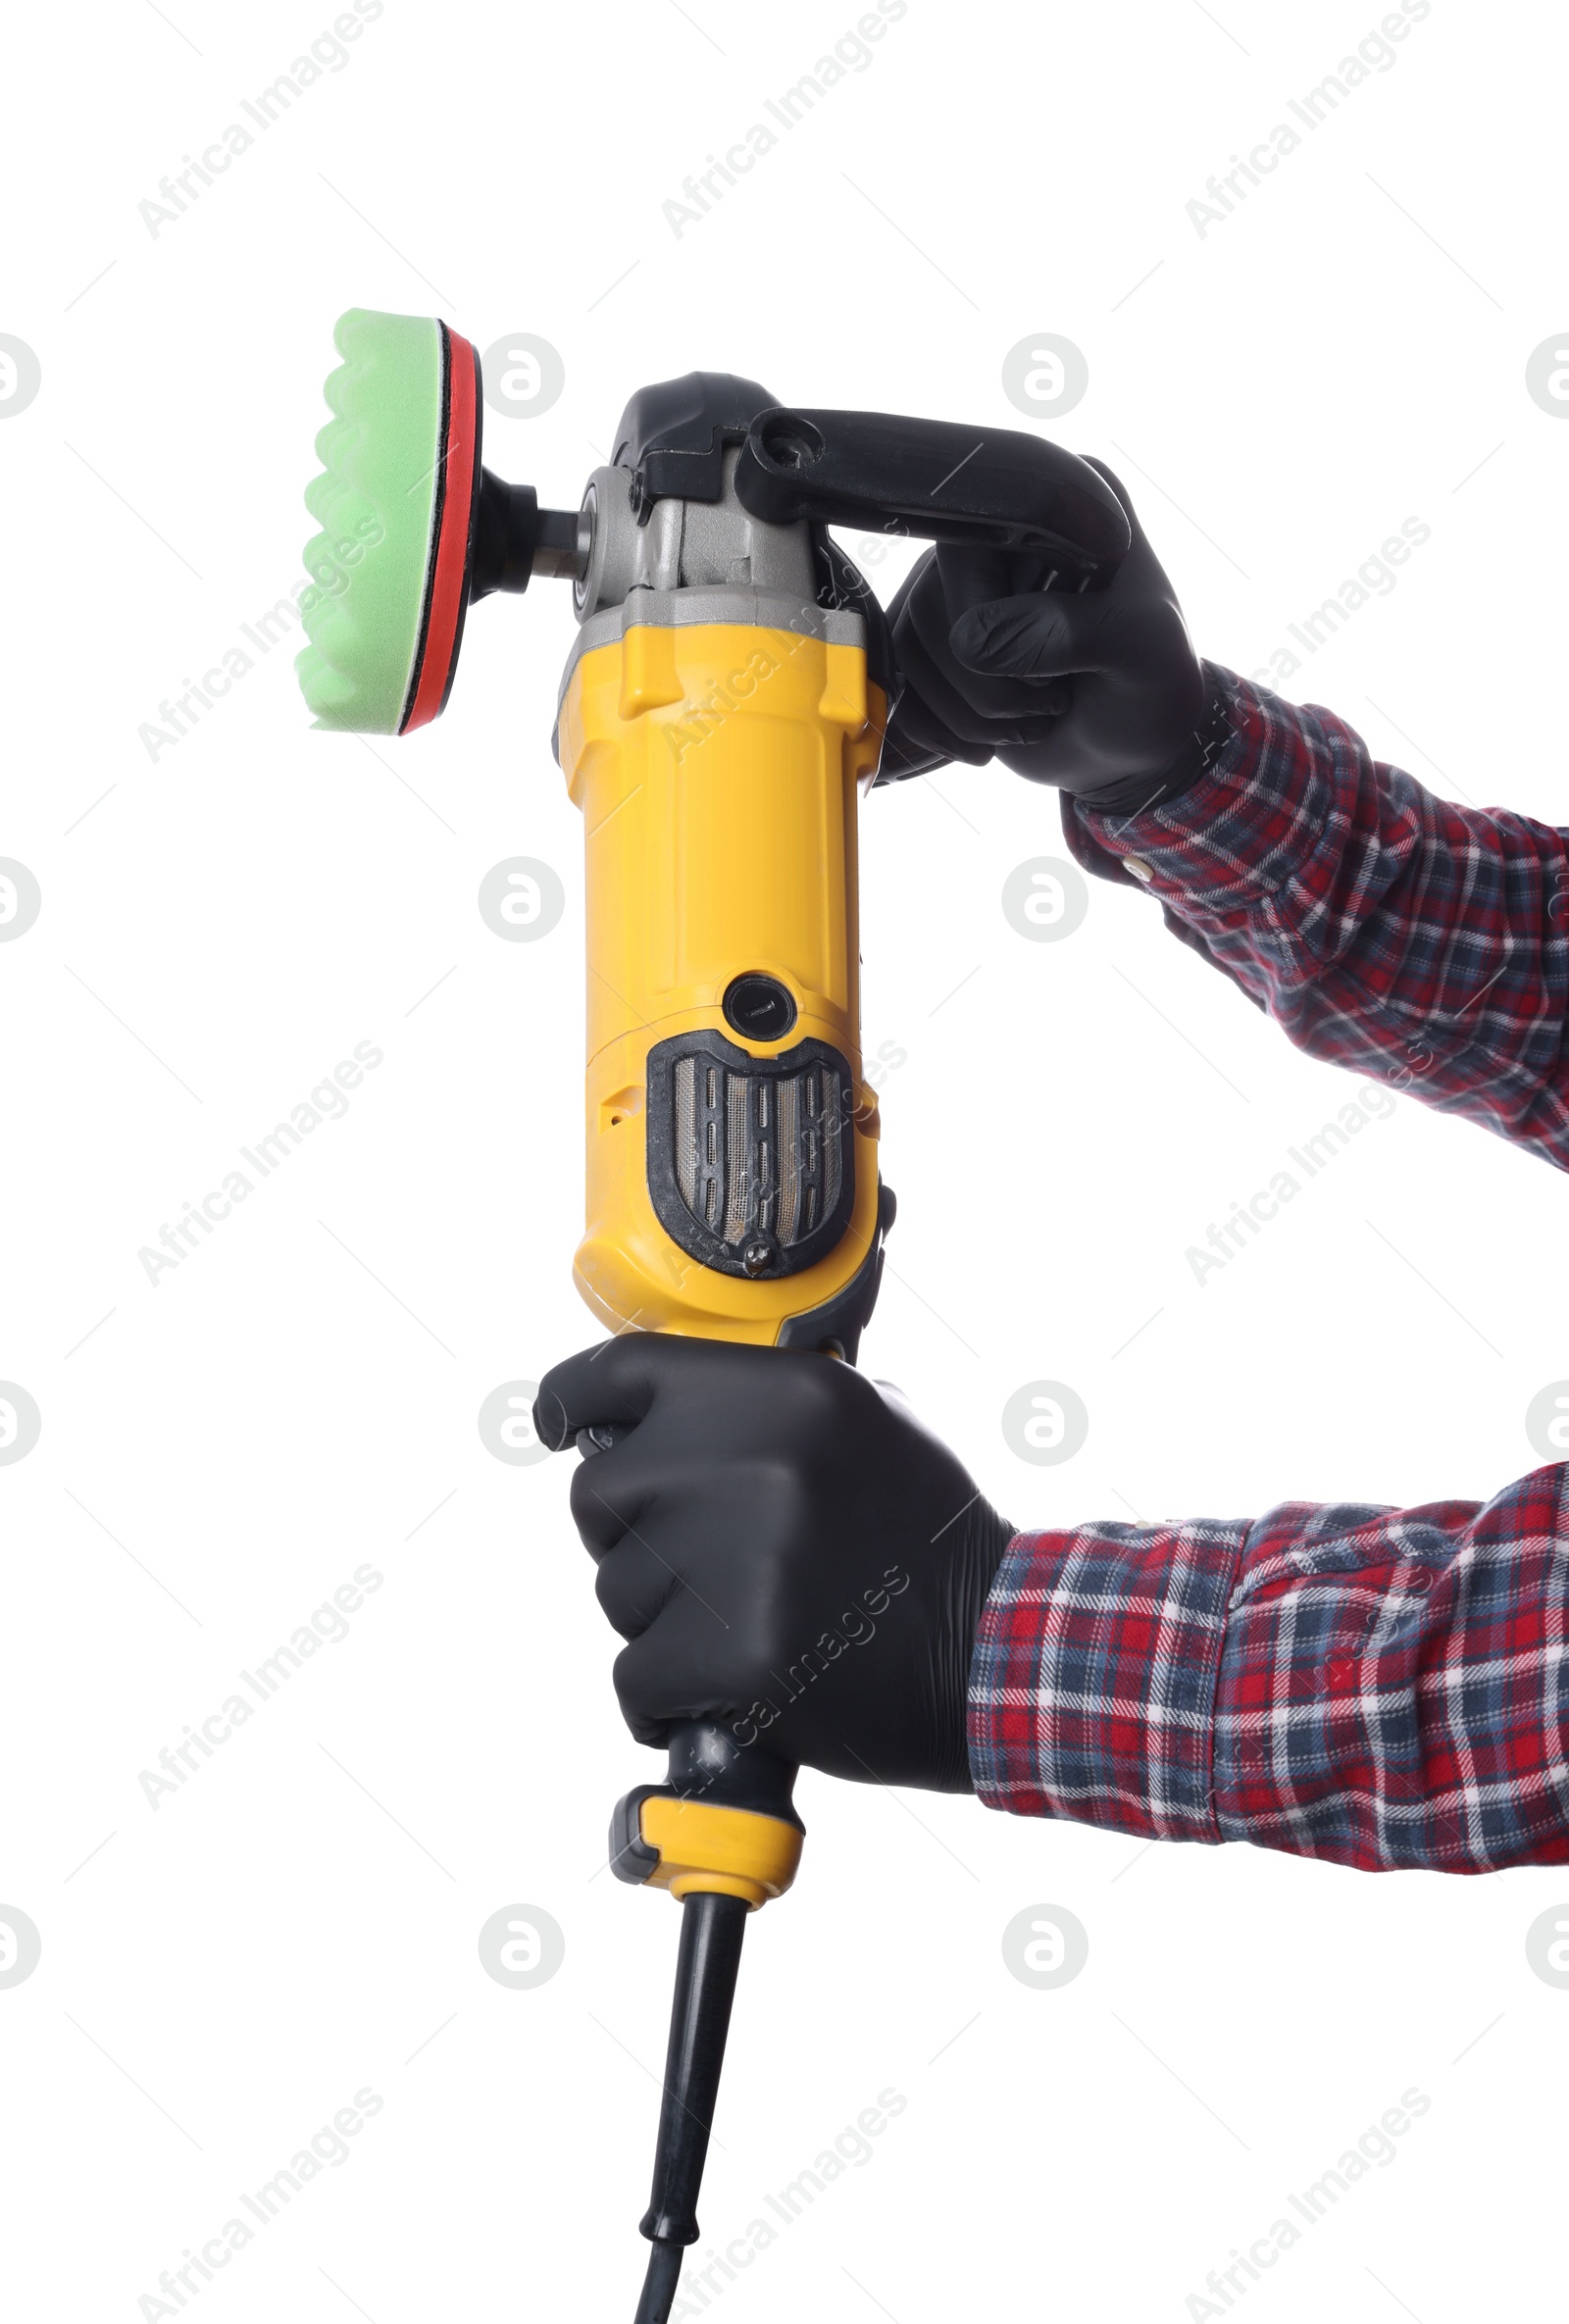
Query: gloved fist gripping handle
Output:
[[533, 1337, 1015, 1794], [881, 460, 1220, 813]]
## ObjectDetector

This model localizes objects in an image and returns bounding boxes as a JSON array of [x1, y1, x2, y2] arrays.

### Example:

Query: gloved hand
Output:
[[533, 1335, 1015, 1794], [881, 460, 1219, 814]]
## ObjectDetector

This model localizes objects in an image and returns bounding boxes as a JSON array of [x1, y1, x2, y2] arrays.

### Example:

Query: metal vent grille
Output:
[[649, 1033, 855, 1281]]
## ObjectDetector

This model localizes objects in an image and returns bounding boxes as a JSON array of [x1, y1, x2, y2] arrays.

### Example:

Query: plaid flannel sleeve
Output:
[[1062, 664, 1569, 1170], [968, 1463, 1569, 1871]]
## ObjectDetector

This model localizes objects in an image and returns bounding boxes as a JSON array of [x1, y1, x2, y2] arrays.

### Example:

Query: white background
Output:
[[5, 2, 1568, 2318]]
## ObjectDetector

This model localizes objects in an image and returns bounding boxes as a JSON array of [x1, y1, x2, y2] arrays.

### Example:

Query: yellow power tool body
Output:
[[296, 328, 1130, 2323], [555, 378, 893, 1361]]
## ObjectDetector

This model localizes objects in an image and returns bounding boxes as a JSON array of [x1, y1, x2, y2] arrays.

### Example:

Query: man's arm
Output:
[[970, 1461, 1569, 1872], [883, 476, 1569, 1170], [538, 1336, 1569, 1877], [1066, 665, 1569, 1170]]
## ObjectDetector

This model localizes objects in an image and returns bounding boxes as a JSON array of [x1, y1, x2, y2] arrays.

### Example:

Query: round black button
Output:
[[722, 973, 797, 1042]]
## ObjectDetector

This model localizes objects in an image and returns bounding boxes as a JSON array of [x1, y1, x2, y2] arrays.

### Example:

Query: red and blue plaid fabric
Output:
[[970, 1471, 1569, 1871], [968, 671, 1569, 1869], [1064, 663, 1569, 1163]]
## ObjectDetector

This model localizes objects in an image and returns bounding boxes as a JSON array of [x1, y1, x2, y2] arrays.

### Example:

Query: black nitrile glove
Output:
[[881, 460, 1221, 814], [534, 1336, 1015, 1794]]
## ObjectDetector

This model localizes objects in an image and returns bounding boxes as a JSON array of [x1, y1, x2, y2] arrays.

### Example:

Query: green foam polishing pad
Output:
[[295, 307, 482, 733]]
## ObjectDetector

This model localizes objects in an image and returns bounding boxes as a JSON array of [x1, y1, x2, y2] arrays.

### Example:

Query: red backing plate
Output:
[[400, 327, 480, 733]]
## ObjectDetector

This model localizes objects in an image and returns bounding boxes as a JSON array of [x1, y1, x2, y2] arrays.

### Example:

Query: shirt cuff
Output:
[[1063, 663, 1357, 913], [967, 1520, 1249, 1843]]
